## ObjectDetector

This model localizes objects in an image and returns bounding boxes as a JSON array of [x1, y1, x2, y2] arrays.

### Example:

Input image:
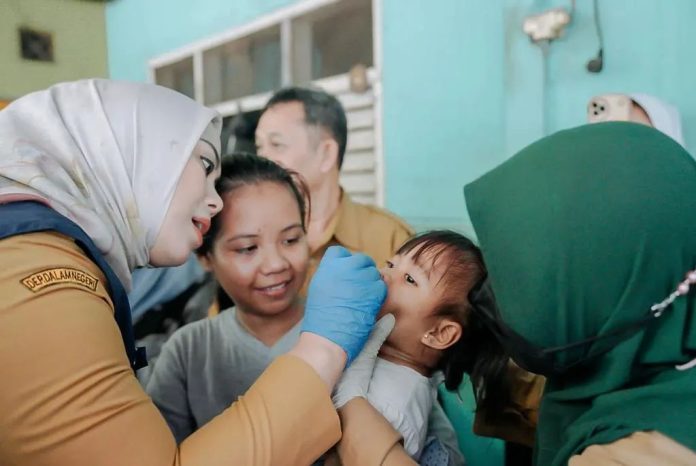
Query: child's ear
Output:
[[196, 252, 213, 272], [422, 318, 462, 350]]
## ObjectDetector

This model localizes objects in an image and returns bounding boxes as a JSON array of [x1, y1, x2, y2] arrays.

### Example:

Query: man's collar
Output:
[[314, 189, 361, 252]]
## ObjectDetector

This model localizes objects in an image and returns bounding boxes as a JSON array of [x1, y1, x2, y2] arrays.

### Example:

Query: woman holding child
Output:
[[147, 154, 466, 465]]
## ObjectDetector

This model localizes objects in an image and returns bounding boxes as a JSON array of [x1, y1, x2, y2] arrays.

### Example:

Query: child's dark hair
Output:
[[197, 152, 310, 256], [396, 230, 511, 417]]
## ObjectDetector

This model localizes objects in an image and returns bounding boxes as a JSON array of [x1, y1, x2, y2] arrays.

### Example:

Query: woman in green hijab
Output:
[[465, 122, 696, 465]]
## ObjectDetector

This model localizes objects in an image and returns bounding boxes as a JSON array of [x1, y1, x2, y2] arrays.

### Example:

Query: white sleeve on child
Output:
[[366, 358, 435, 460]]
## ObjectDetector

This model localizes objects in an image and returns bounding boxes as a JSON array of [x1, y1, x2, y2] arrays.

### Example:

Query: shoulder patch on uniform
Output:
[[21, 268, 99, 293]]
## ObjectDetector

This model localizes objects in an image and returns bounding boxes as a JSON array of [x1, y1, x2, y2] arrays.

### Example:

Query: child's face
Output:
[[378, 248, 447, 349], [204, 181, 309, 317]]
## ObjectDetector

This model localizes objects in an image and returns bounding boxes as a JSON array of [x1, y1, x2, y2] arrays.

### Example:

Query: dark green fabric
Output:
[[464, 122, 696, 465]]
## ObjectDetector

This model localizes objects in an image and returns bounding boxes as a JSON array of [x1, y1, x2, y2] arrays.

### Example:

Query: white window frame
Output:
[[148, 0, 385, 206]]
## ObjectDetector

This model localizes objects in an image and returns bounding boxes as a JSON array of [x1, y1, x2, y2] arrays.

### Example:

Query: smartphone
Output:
[[587, 94, 633, 123]]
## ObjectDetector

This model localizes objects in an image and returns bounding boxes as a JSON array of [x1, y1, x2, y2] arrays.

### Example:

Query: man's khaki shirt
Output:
[[303, 192, 414, 294]]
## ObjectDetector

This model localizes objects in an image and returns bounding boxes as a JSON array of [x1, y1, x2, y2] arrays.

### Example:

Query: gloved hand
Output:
[[302, 246, 388, 365], [332, 314, 396, 408]]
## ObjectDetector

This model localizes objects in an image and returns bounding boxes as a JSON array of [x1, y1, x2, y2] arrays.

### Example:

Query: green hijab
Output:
[[465, 122, 696, 465]]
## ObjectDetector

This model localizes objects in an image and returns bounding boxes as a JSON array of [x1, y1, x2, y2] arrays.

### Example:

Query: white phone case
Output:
[[587, 94, 633, 123]]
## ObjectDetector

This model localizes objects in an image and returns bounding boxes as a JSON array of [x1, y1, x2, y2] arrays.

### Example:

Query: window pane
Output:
[[154, 57, 194, 99], [203, 26, 281, 105], [293, 0, 373, 83]]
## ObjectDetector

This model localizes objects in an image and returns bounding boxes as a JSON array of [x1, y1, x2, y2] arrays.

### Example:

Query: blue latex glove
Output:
[[301, 246, 387, 365]]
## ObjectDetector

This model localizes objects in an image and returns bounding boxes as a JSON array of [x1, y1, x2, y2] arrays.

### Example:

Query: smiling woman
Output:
[[146, 152, 313, 442], [203, 181, 308, 320]]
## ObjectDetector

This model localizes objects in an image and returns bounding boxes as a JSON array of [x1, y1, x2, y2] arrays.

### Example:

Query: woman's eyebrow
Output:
[[200, 139, 220, 167], [281, 223, 303, 233], [225, 233, 258, 242]]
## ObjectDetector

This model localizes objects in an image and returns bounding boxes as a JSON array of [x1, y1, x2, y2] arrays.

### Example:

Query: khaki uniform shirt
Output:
[[303, 192, 414, 294], [0, 231, 340, 466], [473, 362, 545, 447]]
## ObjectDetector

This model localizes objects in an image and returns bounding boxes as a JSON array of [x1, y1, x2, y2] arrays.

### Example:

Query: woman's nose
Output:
[[208, 189, 223, 216], [260, 247, 289, 274]]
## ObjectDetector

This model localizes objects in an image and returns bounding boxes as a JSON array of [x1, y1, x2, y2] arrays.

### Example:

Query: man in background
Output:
[[255, 87, 413, 289]]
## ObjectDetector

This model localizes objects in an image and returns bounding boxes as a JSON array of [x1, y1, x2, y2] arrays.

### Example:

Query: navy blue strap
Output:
[[0, 201, 147, 370]]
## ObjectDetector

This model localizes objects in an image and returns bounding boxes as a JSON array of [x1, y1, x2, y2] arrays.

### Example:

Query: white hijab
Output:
[[630, 93, 686, 148], [0, 79, 221, 289]]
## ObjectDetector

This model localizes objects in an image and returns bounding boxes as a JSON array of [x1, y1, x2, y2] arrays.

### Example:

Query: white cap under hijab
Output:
[[629, 93, 686, 148], [0, 79, 221, 289]]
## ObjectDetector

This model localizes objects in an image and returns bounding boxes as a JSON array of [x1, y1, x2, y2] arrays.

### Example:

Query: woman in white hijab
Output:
[[0, 79, 387, 465]]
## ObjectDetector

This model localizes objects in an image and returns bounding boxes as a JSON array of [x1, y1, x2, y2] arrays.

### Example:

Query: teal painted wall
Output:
[[381, 0, 696, 234], [106, 0, 299, 82], [107, 0, 696, 234], [381, 0, 505, 233]]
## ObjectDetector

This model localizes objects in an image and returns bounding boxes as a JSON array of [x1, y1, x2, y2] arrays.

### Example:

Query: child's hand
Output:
[[301, 246, 387, 365]]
